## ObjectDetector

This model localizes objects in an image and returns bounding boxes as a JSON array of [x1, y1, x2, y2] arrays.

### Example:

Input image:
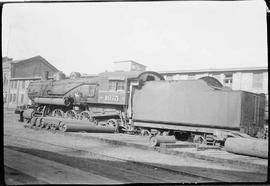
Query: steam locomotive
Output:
[[17, 70, 265, 144]]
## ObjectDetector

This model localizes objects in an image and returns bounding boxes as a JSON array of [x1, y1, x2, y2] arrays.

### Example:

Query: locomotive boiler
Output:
[[18, 70, 265, 145]]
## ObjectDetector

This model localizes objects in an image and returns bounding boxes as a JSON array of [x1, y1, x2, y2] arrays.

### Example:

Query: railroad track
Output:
[[5, 131, 221, 183]]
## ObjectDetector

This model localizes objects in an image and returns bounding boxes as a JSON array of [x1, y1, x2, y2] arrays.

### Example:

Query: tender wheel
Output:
[[174, 132, 190, 141], [161, 131, 170, 136], [52, 109, 64, 118], [65, 110, 78, 119], [193, 135, 206, 144]]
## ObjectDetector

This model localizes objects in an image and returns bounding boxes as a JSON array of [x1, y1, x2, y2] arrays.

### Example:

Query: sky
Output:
[[2, 1, 268, 75]]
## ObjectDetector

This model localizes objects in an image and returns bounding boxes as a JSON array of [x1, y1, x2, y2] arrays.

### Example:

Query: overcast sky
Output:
[[2, 1, 268, 75]]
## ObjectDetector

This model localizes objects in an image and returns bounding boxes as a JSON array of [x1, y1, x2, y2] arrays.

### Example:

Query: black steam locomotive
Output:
[[16, 70, 265, 144]]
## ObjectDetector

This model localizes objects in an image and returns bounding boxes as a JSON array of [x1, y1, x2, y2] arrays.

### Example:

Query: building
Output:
[[113, 60, 146, 72], [159, 66, 268, 122], [3, 57, 13, 106], [2, 56, 59, 108], [69, 72, 97, 79]]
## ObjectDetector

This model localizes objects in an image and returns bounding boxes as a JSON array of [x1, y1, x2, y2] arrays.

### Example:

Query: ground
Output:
[[3, 109, 268, 184]]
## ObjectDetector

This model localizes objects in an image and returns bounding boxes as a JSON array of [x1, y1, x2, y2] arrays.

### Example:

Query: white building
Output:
[[159, 66, 268, 122], [113, 60, 146, 72]]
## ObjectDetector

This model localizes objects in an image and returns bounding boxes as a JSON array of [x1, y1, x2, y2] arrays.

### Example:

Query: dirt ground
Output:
[[3, 110, 268, 184]]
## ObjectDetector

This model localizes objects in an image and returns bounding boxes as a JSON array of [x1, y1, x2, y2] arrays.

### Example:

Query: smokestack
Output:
[[42, 71, 49, 80]]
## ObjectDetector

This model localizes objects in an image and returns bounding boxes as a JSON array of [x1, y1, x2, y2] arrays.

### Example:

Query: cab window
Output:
[[88, 85, 96, 97], [117, 81, 125, 91], [109, 81, 117, 91], [109, 80, 125, 91]]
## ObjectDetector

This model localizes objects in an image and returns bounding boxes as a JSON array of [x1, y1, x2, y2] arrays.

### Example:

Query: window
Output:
[[223, 74, 233, 87], [13, 94, 16, 102], [14, 81, 17, 89], [117, 81, 125, 91], [5, 74, 8, 84], [109, 81, 117, 91], [253, 96, 260, 124], [109, 80, 125, 91], [252, 73, 263, 89], [88, 86, 96, 97], [11, 81, 16, 89], [9, 94, 12, 102], [131, 64, 136, 70], [3, 73, 7, 85], [21, 94, 24, 103], [22, 81, 26, 89]]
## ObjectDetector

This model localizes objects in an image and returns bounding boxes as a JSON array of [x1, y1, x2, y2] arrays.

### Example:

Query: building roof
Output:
[[11, 55, 59, 72], [10, 55, 59, 79], [98, 70, 145, 79], [113, 60, 146, 67], [2, 56, 13, 62], [158, 66, 268, 75]]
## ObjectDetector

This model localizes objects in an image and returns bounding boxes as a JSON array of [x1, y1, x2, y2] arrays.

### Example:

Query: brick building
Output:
[[2, 56, 59, 108]]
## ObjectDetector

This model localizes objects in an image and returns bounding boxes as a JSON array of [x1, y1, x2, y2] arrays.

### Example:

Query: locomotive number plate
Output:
[[104, 95, 119, 102], [98, 91, 126, 104]]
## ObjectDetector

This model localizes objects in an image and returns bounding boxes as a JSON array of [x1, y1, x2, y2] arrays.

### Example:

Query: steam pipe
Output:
[[60, 122, 116, 133], [34, 97, 72, 106]]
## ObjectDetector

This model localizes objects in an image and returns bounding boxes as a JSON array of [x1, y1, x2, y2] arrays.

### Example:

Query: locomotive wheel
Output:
[[50, 124, 55, 130], [52, 109, 64, 118], [54, 123, 60, 130], [39, 119, 46, 128], [43, 106, 51, 117], [79, 111, 92, 121], [30, 117, 38, 127], [106, 119, 118, 128], [37, 107, 43, 113], [58, 122, 64, 131], [45, 123, 51, 130], [106, 119, 119, 133], [65, 110, 78, 119], [36, 118, 43, 127], [60, 124, 68, 132], [51, 124, 56, 131]]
